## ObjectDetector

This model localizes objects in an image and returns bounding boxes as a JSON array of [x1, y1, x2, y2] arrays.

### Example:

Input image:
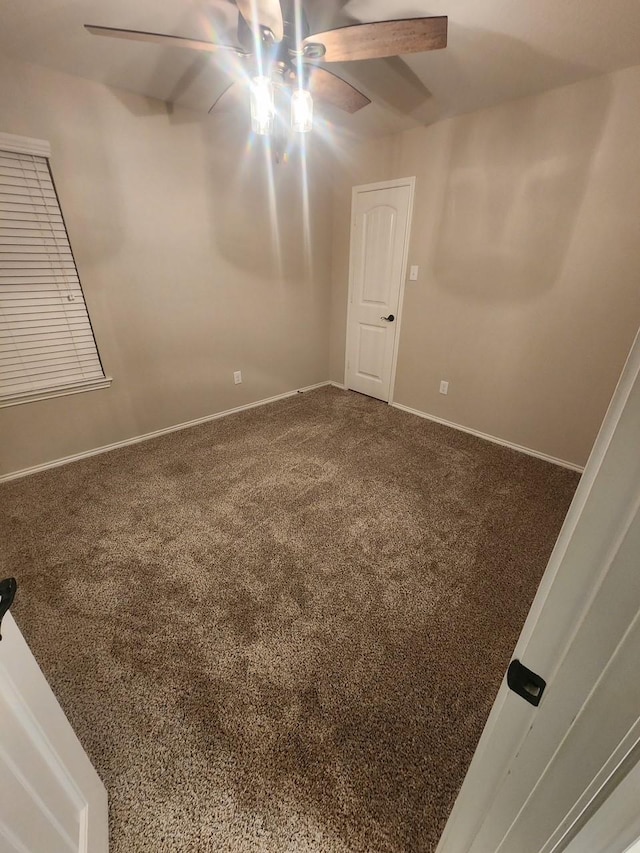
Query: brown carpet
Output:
[[1, 387, 578, 852]]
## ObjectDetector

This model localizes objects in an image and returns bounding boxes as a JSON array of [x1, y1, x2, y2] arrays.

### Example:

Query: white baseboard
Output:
[[390, 402, 584, 473], [329, 381, 346, 390], [1, 383, 582, 482], [0, 381, 333, 483]]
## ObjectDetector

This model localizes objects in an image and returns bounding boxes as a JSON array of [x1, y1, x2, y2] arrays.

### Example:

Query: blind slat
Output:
[[0, 321, 92, 335], [0, 161, 50, 172], [1, 311, 91, 324], [0, 226, 67, 236], [1, 352, 101, 371], [0, 213, 64, 224], [0, 285, 82, 296], [0, 214, 64, 225], [0, 184, 57, 198], [4, 337, 97, 352], [1, 261, 76, 270], [1, 361, 103, 382], [0, 240, 72, 248], [1, 290, 84, 301], [0, 176, 53, 190], [2, 346, 98, 365], [4, 362, 103, 380], [0, 332, 97, 346], [0, 314, 91, 326], [0, 206, 63, 218], [0, 193, 60, 205], [2, 352, 102, 372], [1, 317, 93, 331], [1, 360, 103, 381], [0, 151, 47, 163], [0, 171, 51, 183], [0, 302, 84, 314], [2, 378, 104, 401], [2, 263, 76, 271], [2, 369, 105, 394], [0, 276, 79, 284]]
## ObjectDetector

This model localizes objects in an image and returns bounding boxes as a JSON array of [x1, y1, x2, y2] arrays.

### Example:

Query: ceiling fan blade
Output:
[[307, 67, 370, 114], [235, 0, 284, 42], [85, 25, 248, 55], [303, 16, 447, 63]]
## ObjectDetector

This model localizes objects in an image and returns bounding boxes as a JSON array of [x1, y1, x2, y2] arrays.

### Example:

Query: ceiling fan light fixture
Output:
[[250, 75, 275, 135], [86, 10, 449, 140], [291, 88, 313, 133]]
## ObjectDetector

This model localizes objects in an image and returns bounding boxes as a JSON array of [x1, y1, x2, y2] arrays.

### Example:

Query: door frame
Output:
[[436, 325, 640, 852], [562, 751, 640, 853], [343, 176, 416, 403]]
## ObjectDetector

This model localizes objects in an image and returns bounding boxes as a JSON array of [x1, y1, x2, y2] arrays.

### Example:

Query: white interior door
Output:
[[345, 178, 414, 402], [0, 605, 108, 853], [437, 328, 640, 853]]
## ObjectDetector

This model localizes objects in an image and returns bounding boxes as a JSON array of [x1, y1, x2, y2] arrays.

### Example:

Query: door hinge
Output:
[[0, 577, 17, 641], [507, 659, 546, 707]]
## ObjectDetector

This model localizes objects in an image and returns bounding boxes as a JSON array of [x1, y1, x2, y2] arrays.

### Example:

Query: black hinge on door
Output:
[[0, 578, 17, 641], [507, 659, 546, 707]]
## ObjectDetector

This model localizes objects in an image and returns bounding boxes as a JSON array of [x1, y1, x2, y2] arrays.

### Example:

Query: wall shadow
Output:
[[97, 1, 239, 120], [198, 107, 326, 285], [341, 56, 434, 117], [429, 31, 613, 303]]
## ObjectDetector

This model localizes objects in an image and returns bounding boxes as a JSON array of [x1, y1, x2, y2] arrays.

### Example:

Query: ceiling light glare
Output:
[[291, 88, 313, 133], [250, 75, 275, 135]]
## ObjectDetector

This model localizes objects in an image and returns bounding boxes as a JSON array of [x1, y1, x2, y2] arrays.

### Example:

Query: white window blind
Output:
[[0, 135, 109, 407]]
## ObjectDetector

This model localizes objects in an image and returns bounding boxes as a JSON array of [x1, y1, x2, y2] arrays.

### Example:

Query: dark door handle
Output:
[[380, 314, 395, 322], [507, 659, 546, 706], [0, 578, 17, 641]]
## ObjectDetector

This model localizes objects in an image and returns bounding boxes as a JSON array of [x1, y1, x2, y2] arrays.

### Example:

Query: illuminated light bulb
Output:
[[291, 88, 313, 133], [250, 76, 275, 135]]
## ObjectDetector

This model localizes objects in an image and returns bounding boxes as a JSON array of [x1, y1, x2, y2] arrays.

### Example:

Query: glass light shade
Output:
[[291, 88, 313, 133], [250, 76, 275, 135]]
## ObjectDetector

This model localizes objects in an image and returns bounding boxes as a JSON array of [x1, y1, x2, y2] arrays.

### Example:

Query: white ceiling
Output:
[[1, 0, 640, 136]]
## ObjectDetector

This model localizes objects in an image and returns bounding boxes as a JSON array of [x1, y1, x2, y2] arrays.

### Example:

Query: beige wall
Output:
[[0, 57, 334, 476], [331, 66, 640, 468], [3, 59, 639, 476]]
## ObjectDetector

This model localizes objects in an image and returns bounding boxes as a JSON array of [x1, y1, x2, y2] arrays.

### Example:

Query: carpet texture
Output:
[[1, 387, 578, 852]]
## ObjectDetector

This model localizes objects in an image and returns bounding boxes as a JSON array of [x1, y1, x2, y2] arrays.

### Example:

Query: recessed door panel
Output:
[[360, 206, 397, 305], [356, 324, 385, 381]]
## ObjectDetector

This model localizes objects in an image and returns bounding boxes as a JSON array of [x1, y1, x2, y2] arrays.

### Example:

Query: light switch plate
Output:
[[409, 265, 419, 281]]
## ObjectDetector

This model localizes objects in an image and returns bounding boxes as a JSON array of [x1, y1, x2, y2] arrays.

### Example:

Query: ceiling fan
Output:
[[85, 0, 447, 137]]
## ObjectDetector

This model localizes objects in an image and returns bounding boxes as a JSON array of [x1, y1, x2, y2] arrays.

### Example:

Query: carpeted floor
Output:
[[1, 387, 578, 852]]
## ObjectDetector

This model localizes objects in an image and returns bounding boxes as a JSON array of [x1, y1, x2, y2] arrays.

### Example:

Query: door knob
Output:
[[380, 314, 395, 322]]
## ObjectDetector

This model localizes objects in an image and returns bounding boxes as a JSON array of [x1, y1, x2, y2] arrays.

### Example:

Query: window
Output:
[[0, 132, 110, 407]]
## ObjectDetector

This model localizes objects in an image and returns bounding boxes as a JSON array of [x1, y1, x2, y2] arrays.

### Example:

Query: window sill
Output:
[[0, 377, 113, 409]]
